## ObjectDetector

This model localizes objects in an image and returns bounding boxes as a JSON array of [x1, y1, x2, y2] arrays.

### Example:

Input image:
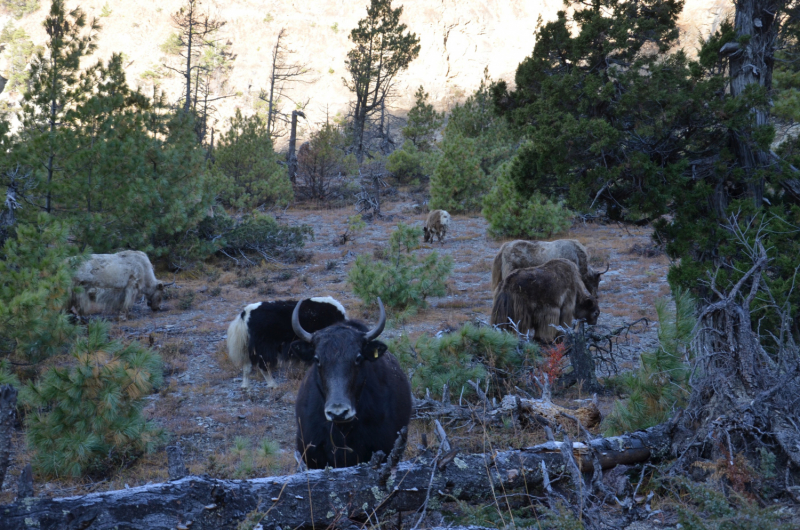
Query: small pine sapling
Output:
[[22, 321, 165, 477]]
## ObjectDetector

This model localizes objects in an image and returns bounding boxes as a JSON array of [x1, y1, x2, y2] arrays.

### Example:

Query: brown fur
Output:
[[423, 209, 451, 244], [490, 239, 603, 297], [491, 259, 600, 343], [69, 251, 164, 319]]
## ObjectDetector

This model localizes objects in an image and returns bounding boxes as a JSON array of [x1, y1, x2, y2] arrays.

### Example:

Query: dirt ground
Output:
[[0, 198, 671, 507]]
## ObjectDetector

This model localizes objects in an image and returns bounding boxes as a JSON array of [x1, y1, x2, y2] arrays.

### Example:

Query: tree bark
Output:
[[560, 322, 604, 393], [287, 110, 304, 185], [0, 425, 671, 530], [0, 385, 17, 491]]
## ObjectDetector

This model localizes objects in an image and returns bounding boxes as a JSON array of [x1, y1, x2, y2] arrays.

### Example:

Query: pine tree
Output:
[[345, 0, 420, 162], [22, 320, 164, 478], [429, 133, 488, 213], [17, 0, 99, 213], [0, 214, 82, 363], [213, 109, 292, 210], [402, 86, 443, 151]]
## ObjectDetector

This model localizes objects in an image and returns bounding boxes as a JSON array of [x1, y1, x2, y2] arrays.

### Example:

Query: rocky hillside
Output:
[[1, 0, 732, 143]]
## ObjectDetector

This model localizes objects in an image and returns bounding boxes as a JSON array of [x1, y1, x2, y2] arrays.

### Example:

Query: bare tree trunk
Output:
[[0, 385, 18, 492], [0, 424, 672, 530], [287, 110, 304, 185]]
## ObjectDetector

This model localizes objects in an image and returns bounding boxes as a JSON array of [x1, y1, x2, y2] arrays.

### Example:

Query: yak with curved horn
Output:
[[291, 298, 412, 469]]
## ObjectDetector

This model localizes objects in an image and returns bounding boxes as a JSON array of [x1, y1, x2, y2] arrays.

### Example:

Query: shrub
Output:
[[213, 109, 292, 210], [390, 323, 538, 399], [348, 223, 453, 313], [295, 123, 356, 201], [429, 133, 489, 213], [482, 162, 573, 239], [386, 141, 424, 182], [402, 86, 443, 151], [210, 211, 313, 265], [22, 321, 164, 477], [0, 214, 82, 363], [0, 0, 39, 18], [603, 289, 695, 435]]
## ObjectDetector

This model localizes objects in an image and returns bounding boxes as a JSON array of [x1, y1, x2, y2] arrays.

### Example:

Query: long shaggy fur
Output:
[[490, 239, 602, 297], [423, 209, 451, 243], [226, 298, 346, 388], [491, 259, 599, 343], [69, 250, 163, 318]]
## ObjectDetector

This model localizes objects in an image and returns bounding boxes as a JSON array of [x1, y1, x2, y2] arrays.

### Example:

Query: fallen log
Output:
[[0, 424, 672, 530]]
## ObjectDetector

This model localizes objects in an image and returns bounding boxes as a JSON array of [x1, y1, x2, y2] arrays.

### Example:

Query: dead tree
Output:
[[0, 424, 672, 530], [259, 28, 313, 139], [165, 0, 226, 117], [672, 227, 800, 474], [560, 321, 604, 393], [287, 110, 305, 185]]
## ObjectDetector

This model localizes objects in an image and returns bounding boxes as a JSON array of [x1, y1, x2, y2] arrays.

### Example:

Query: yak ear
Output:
[[363, 340, 388, 361], [290, 341, 316, 364], [157, 282, 165, 291]]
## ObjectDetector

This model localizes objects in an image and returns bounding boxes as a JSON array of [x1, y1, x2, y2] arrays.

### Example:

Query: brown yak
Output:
[[491, 259, 600, 343], [423, 209, 451, 244], [490, 239, 607, 297]]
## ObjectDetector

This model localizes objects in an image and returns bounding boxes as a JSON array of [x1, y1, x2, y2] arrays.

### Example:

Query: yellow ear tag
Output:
[[374, 349, 379, 358]]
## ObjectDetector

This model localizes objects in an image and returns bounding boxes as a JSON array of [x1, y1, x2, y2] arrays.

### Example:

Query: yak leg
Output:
[[241, 363, 253, 389], [537, 307, 562, 343], [259, 366, 279, 389]]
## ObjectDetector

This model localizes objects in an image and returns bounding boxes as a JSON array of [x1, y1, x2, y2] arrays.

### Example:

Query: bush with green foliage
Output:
[[0, 23, 39, 94], [390, 323, 537, 399], [213, 109, 292, 210], [402, 86, 443, 151], [386, 140, 441, 182], [213, 211, 313, 264], [669, 477, 794, 530], [429, 133, 489, 213], [482, 161, 572, 238], [0, 0, 39, 18], [22, 321, 164, 477], [0, 214, 81, 363], [603, 289, 695, 435], [348, 223, 452, 313]]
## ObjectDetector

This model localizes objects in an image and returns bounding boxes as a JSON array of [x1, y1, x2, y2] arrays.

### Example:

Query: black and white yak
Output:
[[226, 297, 346, 388], [291, 298, 413, 469]]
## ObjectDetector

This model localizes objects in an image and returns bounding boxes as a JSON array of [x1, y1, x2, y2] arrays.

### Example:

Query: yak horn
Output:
[[599, 263, 610, 274], [363, 298, 386, 342], [292, 300, 314, 342], [163, 280, 176, 287]]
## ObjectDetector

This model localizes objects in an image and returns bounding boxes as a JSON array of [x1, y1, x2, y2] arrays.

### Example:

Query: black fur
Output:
[[246, 299, 345, 372], [293, 321, 412, 469]]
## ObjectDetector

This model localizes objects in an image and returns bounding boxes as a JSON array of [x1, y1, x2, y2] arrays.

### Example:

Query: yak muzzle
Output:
[[325, 402, 356, 423]]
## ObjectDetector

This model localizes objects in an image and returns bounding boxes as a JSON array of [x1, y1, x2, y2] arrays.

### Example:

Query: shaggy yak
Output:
[[226, 297, 347, 388], [291, 298, 412, 469], [423, 209, 451, 244], [69, 250, 164, 319], [491, 259, 600, 343], [490, 239, 608, 297]]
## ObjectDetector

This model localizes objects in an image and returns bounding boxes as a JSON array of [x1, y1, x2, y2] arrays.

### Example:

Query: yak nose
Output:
[[325, 403, 355, 422]]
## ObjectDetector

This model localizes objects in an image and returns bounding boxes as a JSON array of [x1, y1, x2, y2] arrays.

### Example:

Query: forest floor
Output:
[[0, 196, 676, 526]]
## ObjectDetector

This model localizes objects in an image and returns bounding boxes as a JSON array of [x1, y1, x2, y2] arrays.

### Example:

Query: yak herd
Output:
[[65, 209, 607, 470]]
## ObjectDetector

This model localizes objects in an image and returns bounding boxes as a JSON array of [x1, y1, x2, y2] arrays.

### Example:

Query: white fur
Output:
[[440, 210, 451, 229], [226, 303, 261, 389], [69, 250, 163, 318], [310, 296, 347, 319]]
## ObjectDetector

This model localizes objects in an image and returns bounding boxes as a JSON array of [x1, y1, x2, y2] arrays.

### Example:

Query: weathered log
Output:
[[167, 446, 189, 481], [0, 385, 17, 490], [0, 424, 672, 530], [492, 394, 602, 429]]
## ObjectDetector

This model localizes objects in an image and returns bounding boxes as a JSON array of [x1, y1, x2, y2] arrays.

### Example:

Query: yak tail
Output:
[[226, 312, 250, 370], [490, 250, 504, 292], [491, 289, 530, 335]]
